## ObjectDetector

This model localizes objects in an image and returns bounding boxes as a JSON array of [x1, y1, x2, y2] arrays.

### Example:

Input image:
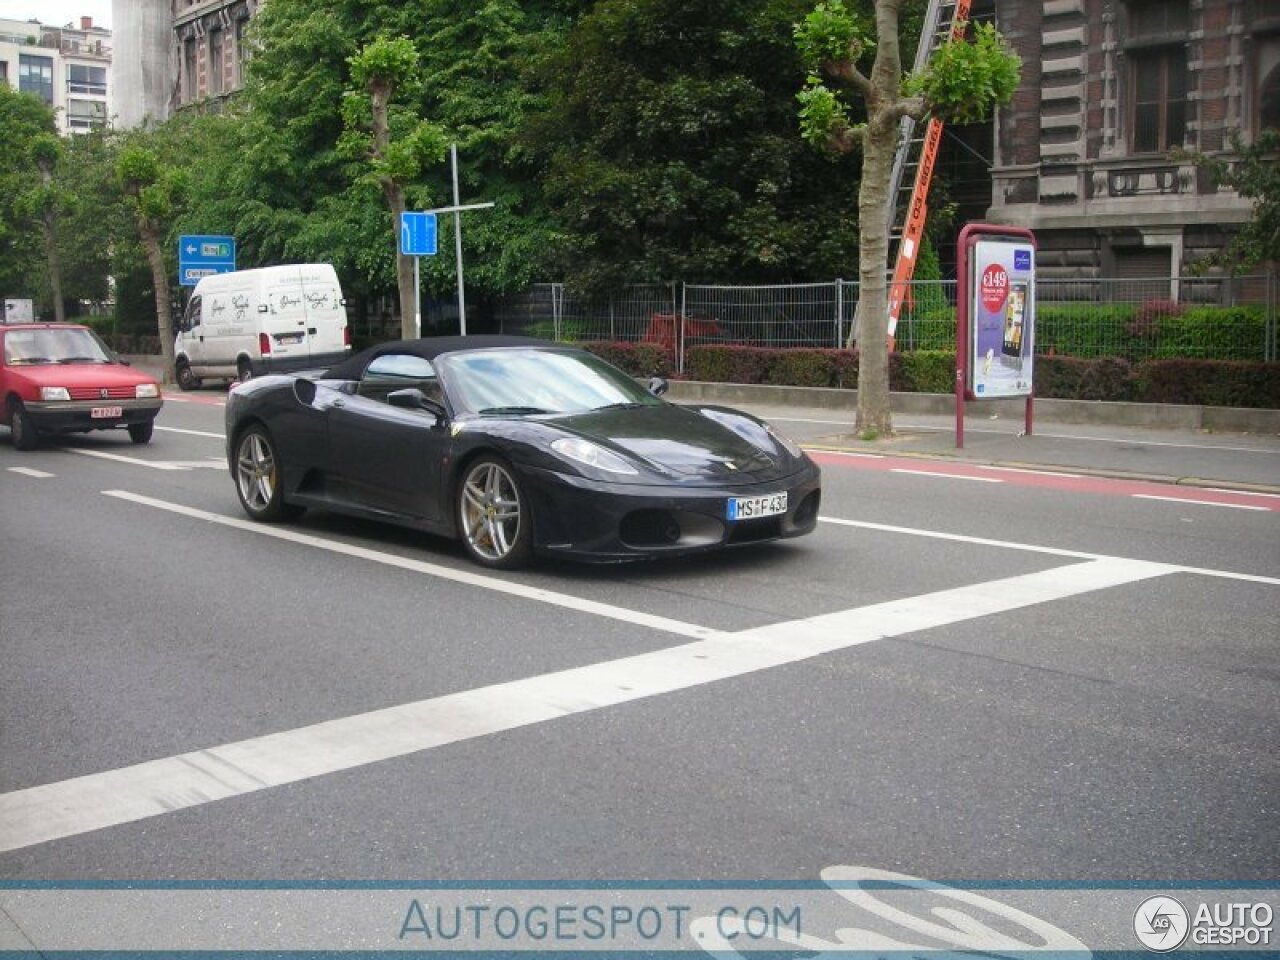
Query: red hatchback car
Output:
[[1, 322, 163, 450]]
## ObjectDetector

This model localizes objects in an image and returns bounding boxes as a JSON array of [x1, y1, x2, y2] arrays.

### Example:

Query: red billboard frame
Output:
[[955, 223, 1037, 449]]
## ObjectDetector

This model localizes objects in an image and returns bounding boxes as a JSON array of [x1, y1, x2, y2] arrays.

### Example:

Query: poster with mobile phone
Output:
[[970, 240, 1035, 398]]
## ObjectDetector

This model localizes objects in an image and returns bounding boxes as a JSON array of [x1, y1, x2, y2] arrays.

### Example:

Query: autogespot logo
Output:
[[1135, 895, 1191, 952]]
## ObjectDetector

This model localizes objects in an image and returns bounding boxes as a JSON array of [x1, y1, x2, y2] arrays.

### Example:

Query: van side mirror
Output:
[[647, 376, 669, 397], [387, 387, 446, 422]]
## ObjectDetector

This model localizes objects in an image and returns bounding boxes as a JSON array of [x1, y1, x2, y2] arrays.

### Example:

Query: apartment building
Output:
[[112, 0, 257, 128], [988, 0, 1279, 280], [0, 15, 111, 135]]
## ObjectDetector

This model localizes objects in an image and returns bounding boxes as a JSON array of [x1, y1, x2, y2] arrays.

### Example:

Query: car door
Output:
[[325, 353, 450, 523]]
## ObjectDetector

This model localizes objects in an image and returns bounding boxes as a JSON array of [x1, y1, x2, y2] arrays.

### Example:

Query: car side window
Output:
[[359, 353, 441, 406]]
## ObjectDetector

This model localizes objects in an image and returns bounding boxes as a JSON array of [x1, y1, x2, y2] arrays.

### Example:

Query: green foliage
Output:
[[796, 77, 854, 153], [349, 35, 419, 89], [793, 0, 868, 70], [0, 86, 58, 300], [1180, 130, 1280, 270], [1151, 306, 1267, 361], [906, 22, 1020, 125], [898, 349, 953, 392]]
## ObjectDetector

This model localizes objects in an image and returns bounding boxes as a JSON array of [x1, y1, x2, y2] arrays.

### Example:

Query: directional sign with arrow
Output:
[[178, 234, 237, 287]]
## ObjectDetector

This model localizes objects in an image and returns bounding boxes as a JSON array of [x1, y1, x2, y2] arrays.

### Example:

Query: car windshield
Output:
[[3, 327, 113, 365], [439, 348, 662, 417]]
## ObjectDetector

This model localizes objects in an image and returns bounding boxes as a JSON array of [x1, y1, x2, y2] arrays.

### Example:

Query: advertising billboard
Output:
[[969, 240, 1035, 399]]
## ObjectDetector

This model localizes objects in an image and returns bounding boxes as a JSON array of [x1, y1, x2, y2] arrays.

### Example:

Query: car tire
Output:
[[128, 421, 154, 445], [8, 399, 39, 451], [176, 360, 201, 391], [237, 359, 253, 384], [233, 425, 302, 522], [457, 455, 533, 569]]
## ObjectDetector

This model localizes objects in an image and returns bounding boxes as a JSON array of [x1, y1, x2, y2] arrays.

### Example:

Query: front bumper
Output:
[[24, 397, 162, 434], [518, 462, 822, 561]]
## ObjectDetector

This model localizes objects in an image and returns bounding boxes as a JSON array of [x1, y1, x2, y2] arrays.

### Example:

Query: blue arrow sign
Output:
[[400, 212, 438, 256], [178, 234, 236, 287]]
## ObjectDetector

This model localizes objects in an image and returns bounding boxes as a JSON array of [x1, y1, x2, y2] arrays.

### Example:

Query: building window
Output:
[[1125, 0, 1189, 153], [67, 63, 106, 95], [209, 28, 224, 95], [66, 98, 106, 129], [184, 36, 197, 101], [235, 17, 249, 87], [1131, 48, 1187, 152], [18, 54, 54, 104], [0, 61, 8, 85]]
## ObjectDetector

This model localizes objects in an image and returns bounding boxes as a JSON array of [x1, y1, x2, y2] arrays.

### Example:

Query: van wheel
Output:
[[237, 359, 254, 384], [176, 361, 200, 391]]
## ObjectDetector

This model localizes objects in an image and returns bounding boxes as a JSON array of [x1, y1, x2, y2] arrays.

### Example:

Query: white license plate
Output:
[[90, 406, 123, 419], [276, 332, 304, 345], [727, 492, 787, 522]]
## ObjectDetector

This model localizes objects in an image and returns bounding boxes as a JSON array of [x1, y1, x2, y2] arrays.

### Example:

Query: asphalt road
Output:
[[1, 390, 1277, 899]]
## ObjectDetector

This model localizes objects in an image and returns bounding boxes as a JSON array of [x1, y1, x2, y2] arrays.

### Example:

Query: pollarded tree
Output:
[[116, 143, 187, 378], [794, 0, 1020, 437], [344, 36, 448, 339], [17, 134, 68, 322]]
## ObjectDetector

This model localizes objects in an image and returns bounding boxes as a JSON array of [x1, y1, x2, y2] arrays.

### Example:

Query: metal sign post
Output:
[[955, 223, 1037, 449]]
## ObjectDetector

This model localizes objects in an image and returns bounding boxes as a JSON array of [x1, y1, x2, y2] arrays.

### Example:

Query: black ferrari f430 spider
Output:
[[225, 336, 820, 568]]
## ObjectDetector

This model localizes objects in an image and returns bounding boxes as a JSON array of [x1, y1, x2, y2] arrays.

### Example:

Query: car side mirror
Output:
[[387, 387, 446, 421], [647, 376, 669, 397]]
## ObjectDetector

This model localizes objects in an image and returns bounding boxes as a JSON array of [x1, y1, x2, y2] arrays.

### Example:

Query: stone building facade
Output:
[[988, 0, 1280, 281]]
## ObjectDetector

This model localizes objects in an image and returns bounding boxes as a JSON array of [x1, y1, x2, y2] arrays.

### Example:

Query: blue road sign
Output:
[[179, 234, 236, 287], [400, 212, 438, 256]]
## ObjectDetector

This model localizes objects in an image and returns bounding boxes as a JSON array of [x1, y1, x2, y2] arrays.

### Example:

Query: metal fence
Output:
[[493, 273, 1278, 371]]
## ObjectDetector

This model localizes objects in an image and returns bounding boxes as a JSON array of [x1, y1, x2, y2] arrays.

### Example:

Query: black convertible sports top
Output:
[[322, 335, 562, 381]]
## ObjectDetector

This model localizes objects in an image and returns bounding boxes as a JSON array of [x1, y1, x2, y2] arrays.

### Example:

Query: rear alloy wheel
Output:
[[234, 426, 301, 521], [8, 399, 39, 451], [128, 421, 154, 445], [457, 456, 533, 569], [176, 361, 200, 391]]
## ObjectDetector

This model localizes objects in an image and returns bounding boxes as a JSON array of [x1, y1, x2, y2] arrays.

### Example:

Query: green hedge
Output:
[[590, 341, 1277, 408]]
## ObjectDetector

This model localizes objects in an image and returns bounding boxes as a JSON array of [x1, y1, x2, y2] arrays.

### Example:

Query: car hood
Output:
[[6, 362, 158, 389], [556, 404, 797, 481]]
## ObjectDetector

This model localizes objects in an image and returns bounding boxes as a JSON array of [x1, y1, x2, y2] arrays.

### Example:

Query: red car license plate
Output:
[[91, 406, 123, 419]]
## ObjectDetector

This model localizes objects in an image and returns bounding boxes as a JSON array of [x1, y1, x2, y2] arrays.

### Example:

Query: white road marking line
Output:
[[0, 557, 1172, 854], [63, 449, 188, 471], [818, 516, 1280, 586], [6, 467, 55, 479], [1204, 487, 1280, 500], [156, 426, 225, 439], [891, 468, 1003, 483], [804, 448, 885, 459], [977, 465, 1082, 479], [101, 490, 720, 641], [1131, 494, 1270, 512]]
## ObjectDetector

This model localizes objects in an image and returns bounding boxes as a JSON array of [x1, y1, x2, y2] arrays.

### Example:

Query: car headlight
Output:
[[135, 383, 160, 399], [551, 437, 639, 475], [40, 386, 70, 401], [766, 423, 804, 458]]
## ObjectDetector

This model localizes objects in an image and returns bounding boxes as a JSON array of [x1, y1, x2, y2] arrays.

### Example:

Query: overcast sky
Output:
[[0, 0, 112, 29]]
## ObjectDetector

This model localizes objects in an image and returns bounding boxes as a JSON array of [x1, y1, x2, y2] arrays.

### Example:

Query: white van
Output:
[[175, 264, 351, 389]]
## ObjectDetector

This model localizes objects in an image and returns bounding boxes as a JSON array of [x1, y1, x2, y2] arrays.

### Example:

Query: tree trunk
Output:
[[853, 0, 908, 438], [140, 221, 175, 379], [367, 80, 418, 340], [42, 211, 65, 324]]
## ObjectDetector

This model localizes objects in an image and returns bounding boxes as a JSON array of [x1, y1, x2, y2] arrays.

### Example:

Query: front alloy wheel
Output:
[[234, 426, 300, 521], [458, 456, 532, 569]]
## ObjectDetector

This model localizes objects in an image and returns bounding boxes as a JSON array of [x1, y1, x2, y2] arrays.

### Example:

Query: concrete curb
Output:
[[665, 380, 1280, 434]]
